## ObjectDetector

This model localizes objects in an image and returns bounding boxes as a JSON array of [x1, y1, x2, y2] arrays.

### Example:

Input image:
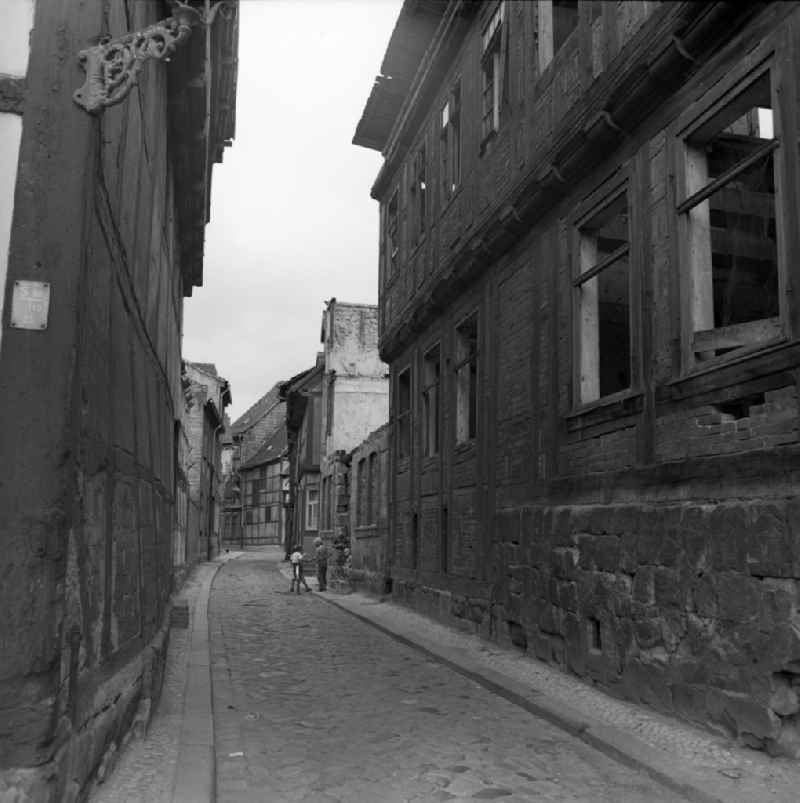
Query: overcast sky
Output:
[[182, 0, 402, 422]]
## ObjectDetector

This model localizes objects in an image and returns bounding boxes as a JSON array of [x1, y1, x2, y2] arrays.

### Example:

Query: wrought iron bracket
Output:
[[73, 2, 232, 115]]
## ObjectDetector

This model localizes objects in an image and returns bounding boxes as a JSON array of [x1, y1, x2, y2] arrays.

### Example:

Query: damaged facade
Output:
[[0, 1, 237, 800], [317, 300, 390, 573], [355, 0, 800, 756]]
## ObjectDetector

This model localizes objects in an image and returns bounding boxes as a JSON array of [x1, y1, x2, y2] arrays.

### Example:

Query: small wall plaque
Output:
[[10, 280, 51, 330]]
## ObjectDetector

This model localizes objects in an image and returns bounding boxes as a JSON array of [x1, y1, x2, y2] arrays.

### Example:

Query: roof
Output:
[[240, 424, 288, 470], [186, 361, 218, 376], [171, 1, 239, 295], [230, 382, 283, 435], [352, 0, 447, 152]]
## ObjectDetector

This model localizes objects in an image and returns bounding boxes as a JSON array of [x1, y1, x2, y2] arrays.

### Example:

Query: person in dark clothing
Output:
[[314, 536, 329, 592]]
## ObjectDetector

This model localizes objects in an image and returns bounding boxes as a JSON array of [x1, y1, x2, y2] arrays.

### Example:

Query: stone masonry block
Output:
[[746, 503, 794, 578], [714, 573, 760, 624]]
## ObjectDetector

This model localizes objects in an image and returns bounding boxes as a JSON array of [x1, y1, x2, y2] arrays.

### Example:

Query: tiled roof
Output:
[[240, 424, 288, 470], [231, 382, 282, 434]]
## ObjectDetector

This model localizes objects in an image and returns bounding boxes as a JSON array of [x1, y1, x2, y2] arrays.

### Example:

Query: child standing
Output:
[[289, 544, 311, 593]]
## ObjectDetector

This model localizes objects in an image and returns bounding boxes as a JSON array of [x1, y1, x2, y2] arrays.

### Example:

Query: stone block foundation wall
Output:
[[487, 501, 800, 758]]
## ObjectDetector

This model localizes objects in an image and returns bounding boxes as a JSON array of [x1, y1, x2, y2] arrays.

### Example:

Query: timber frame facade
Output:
[[355, 1, 800, 756]]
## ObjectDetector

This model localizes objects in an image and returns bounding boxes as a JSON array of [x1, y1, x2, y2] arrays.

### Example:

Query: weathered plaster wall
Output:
[[330, 377, 390, 456], [0, 2, 189, 799]]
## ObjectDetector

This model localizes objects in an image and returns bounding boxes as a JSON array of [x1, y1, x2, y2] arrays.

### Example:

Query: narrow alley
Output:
[[90, 551, 678, 803], [210, 553, 680, 802]]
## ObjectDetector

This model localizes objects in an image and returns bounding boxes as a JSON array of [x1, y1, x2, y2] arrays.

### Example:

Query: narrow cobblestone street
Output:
[[210, 552, 679, 802]]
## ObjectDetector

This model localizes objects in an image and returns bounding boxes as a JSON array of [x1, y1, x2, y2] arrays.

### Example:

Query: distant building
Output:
[[355, 0, 800, 757], [318, 299, 389, 568], [222, 383, 286, 548], [183, 361, 232, 563], [237, 424, 289, 548], [281, 356, 325, 554], [230, 382, 286, 467]]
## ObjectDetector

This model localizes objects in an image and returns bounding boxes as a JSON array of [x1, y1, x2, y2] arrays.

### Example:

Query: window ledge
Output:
[[567, 390, 643, 432], [658, 337, 797, 404]]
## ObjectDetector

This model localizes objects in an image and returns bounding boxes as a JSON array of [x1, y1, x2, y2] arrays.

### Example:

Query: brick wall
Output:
[[348, 424, 390, 595], [371, 0, 800, 759]]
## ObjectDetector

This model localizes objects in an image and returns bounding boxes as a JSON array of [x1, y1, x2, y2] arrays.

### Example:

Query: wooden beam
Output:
[[693, 315, 782, 352]]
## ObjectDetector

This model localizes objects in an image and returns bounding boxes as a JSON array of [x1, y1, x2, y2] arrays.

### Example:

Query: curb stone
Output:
[[171, 554, 238, 803]]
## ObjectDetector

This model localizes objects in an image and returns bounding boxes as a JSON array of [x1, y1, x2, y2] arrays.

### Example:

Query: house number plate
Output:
[[10, 280, 51, 330]]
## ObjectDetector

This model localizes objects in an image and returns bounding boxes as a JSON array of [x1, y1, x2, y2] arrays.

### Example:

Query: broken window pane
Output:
[[683, 72, 780, 358]]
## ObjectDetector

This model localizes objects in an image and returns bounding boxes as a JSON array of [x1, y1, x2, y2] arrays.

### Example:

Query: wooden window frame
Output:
[[454, 311, 479, 444], [410, 143, 427, 246], [396, 366, 413, 460], [440, 80, 462, 204], [422, 343, 441, 457], [306, 487, 319, 531], [569, 170, 642, 415], [386, 188, 400, 279], [674, 55, 794, 375], [481, 1, 505, 146]]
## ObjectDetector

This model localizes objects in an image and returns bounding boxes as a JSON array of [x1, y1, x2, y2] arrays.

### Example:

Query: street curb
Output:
[[170, 559, 229, 803], [314, 590, 727, 803]]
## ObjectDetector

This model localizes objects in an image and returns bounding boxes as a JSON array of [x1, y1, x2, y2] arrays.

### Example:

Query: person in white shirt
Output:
[[289, 544, 311, 593]]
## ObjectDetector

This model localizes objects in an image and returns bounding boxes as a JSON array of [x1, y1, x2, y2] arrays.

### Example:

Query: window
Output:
[[440, 82, 461, 202], [410, 144, 427, 244], [455, 313, 478, 442], [306, 487, 319, 530], [678, 71, 781, 364], [441, 506, 448, 574], [575, 190, 631, 403], [397, 368, 412, 459], [265, 505, 272, 523], [386, 189, 399, 277], [422, 345, 440, 456], [481, 2, 505, 143], [538, 0, 578, 72], [368, 452, 377, 524], [357, 457, 367, 524]]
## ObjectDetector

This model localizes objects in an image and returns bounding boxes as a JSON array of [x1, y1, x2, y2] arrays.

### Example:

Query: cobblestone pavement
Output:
[[211, 553, 681, 803]]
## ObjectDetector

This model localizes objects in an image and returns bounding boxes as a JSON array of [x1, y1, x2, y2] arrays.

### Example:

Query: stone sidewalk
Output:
[[278, 561, 800, 803], [88, 553, 241, 803]]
